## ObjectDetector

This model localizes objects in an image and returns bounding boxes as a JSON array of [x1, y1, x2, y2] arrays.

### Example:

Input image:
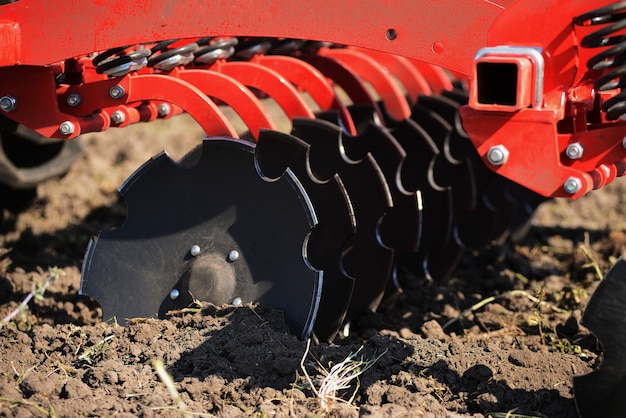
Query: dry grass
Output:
[[299, 339, 385, 412]]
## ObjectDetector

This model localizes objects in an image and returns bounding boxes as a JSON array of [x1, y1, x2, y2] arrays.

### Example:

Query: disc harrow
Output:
[[43, 35, 540, 342], [3, 1, 626, 415]]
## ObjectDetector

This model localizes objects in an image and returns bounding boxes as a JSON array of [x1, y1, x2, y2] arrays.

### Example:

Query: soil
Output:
[[1, 115, 625, 417]]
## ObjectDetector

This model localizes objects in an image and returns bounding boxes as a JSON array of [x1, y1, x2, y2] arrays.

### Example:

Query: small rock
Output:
[[508, 350, 530, 367], [421, 320, 448, 341], [399, 327, 415, 339]]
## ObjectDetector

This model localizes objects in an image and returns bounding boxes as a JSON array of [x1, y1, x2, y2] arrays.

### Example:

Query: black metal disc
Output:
[[409, 103, 475, 279], [341, 108, 421, 254], [255, 129, 356, 342], [81, 138, 319, 339], [291, 117, 395, 318], [574, 258, 626, 418]]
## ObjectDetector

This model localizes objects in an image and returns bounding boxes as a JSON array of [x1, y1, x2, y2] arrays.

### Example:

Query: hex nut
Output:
[[109, 86, 125, 99], [566, 143, 584, 160], [59, 121, 75, 136], [111, 110, 126, 125], [0, 95, 17, 112], [67, 94, 82, 107], [487, 145, 509, 166], [563, 176, 582, 194]]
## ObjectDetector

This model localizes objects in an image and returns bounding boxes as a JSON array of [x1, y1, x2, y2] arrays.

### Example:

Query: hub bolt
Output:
[[190, 245, 201, 257], [563, 176, 582, 194], [59, 121, 75, 136], [169, 289, 180, 300], [565, 143, 584, 160], [67, 93, 82, 107], [227, 250, 240, 262], [0, 95, 17, 112], [487, 145, 509, 166], [110, 110, 126, 125], [109, 85, 125, 99], [158, 103, 171, 117], [232, 297, 242, 306]]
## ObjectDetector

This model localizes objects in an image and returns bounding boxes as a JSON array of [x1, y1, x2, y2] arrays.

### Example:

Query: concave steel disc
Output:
[[574, 258, 626, 418], [255, 128, 356, 342], [291, 117, 395, 320], [80, 138, 320, 340]]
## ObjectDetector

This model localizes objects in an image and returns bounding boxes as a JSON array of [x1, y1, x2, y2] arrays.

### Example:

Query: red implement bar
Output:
[[0, 0, 622, 201], [0, 0, 507, 75]]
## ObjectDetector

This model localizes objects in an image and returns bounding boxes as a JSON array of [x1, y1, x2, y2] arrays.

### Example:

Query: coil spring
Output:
[[574, 1, 626, 120], [92, 46, 151, 76], [194, 37, 238, 65]]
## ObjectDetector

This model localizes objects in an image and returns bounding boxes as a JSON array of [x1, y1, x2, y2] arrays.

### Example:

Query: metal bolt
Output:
[[66, 93, 82, 107], [563, 176, 582, 194], [227, 250, 240, 262], [109, 85, 125, 99], [190, 245, 201, 257], [110, 110, 126, 125], [487, 145, 509, 166], [0, 95, 17, 112], [169, 289, 180, 300], [232, 297, 242, 306], [157, 103, 171, 117], [565, 142, 584, 160], [59, 121, 75, 136]]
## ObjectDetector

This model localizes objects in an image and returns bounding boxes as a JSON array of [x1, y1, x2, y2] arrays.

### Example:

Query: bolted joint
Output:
[[487, 145, 509, 166], [110, 110, 126, 125], [565, 142, 584, 160], [59, 121, 75, 136], [158, 103, 171, 117], [109, 85, 125, 99], [227, 250, 240, 262], [563, 176, 582, 194], [66, 93, 82, 107], [0, 95, 17, 112]]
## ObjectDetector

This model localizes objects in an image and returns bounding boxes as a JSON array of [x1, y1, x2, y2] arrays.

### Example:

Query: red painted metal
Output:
[[299, 54, 383, 120], [354, 48, 433, 104], [321, 48, 412, 121], [460, 0, 626, 199], [408, 61, 454, 94], [176, 69, 278, 139], [0, 0, 504, 75], [213, 61, 316, 122], [255, 55, 357, 135], [0, 0, 621, 201]]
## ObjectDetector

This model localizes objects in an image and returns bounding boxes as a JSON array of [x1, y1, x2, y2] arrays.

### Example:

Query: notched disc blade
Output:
[[256, 129, 356, 342], [574, 258, 626, 418], [292, 117, 395, 317], [81, 138, 319, 339]]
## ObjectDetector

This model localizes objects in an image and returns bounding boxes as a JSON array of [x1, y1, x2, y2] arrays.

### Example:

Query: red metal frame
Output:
[[0, 0, 506, 74], [0, 0, 622, 200]]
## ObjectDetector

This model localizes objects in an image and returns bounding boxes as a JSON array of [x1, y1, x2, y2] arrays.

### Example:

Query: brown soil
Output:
[[1, 115, 624, 417]]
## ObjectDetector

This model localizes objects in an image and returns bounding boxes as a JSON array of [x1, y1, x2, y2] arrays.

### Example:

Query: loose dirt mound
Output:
[[2, 117, 625, 417]]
